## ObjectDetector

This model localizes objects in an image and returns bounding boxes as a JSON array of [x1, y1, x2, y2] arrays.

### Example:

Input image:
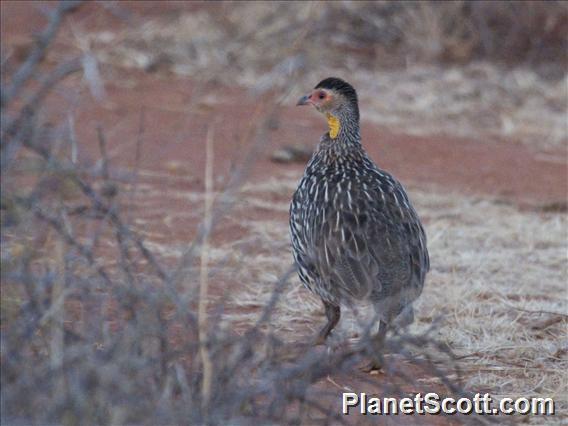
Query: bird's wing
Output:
[[368, 172, 429, 303], [311, 168, 428, 303], [290, 175, 322, 287], [314, 205, 381, 301]]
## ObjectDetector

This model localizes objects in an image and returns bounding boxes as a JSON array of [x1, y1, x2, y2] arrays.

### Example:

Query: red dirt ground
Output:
[[2, 2, 566, 424], [2, 1, 566, 209]]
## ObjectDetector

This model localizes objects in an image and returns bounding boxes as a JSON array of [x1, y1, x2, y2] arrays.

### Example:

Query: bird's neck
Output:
[[321, 109, 361, 149], [317, 112, 364, 165], [325, 113, 341, 139]]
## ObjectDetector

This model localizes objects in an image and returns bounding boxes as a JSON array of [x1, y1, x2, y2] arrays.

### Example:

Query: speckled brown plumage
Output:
[[290, 78, 429, 346]]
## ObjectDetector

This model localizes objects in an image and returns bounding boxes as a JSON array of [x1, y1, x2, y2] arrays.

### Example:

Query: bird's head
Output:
[[297, 77, 359, 139]]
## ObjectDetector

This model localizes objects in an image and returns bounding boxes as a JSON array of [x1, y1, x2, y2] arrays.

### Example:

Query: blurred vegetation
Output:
[[96, 1, 568, 76], [85, 1, 567, 150], [0, 2, 471, 424], [1, 1, 565, 424], [324, 1, 567, 67]]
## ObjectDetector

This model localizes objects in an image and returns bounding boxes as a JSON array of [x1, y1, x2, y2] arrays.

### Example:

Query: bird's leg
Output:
[[361, 320, 388, 372], [314, 302, 340, 345]]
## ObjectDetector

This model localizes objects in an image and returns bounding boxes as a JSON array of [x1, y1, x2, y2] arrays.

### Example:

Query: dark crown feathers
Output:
[[315, 77, 358, 106]]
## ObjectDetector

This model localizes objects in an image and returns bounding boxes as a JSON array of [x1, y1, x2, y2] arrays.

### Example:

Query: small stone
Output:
[[270, 145, 313, 164]]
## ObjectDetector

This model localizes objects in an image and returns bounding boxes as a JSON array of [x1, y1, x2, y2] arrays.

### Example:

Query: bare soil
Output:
[[2, 1, 566, 424]]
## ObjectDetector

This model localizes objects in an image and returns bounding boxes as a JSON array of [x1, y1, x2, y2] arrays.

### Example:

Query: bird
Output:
[[289, 77, 429, 367]]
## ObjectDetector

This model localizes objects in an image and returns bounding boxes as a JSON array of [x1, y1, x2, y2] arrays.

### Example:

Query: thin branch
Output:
[[198, 125, 215, 410], [1, 57, 82, 146], [127, 107, 145, 224], [500, 299, 568, 319], [1, 0, 83, 107], [97, 125, 110, 181]]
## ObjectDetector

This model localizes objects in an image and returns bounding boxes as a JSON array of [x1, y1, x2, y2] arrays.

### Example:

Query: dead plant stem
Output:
[[198, 125, 215, 409]]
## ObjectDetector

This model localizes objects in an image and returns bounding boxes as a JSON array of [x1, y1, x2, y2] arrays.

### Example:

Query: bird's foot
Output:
[[313, 333, 328, 346], [313, 324, 335, 346]]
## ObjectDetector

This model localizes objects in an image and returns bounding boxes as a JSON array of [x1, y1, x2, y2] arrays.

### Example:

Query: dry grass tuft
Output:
[[2, 2, 566, 424], [227, 174, 568, 421], [87, 2, 567, 150]]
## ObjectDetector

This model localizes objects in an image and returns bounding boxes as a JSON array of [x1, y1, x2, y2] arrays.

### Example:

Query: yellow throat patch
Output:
[[326, 113, 340, 139]]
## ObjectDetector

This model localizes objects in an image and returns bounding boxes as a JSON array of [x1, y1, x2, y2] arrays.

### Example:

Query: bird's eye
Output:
[[318, 92, 326, 100]]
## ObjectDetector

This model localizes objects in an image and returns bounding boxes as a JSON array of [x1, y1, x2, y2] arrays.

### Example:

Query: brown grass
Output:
[[87, 2, 567, 150], [2, 1, 566, 424]]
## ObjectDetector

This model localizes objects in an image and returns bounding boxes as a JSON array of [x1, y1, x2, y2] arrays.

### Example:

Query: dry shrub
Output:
[[84, 1, 567, 152], [326, 1, 568, 66], [1, 2, 475, 425]]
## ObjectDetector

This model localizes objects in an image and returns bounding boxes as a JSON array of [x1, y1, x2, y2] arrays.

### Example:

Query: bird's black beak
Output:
[[296, 94, 311, 106]]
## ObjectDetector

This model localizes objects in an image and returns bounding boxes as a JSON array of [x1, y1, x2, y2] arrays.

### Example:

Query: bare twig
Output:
[[1, 57, 82, 154], [198, 125, 215, 410], [1, 0, 83, 107], [500, 299, 568, 319], [50, 235, 66, 377], [97, 125, 110, 181], [127, 108, 145, 224]]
